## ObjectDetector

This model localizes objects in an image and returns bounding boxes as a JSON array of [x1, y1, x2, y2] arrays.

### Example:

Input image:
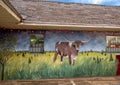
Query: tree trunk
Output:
[[1, 63, 5, 80]]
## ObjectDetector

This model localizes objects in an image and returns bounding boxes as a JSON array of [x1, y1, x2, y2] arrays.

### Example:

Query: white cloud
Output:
[[69, 0, 105, 4], [51, 0, 120, 6], [91, 0, 103, 4]]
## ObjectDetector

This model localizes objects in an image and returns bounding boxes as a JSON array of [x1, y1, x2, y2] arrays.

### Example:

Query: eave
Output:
[[0, 0, 120, 31]]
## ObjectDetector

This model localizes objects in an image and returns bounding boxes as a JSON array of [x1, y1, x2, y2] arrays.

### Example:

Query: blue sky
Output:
[[44, 31, 106, 52], [51, 0, 120, 6], [15, 31, 106, 52]]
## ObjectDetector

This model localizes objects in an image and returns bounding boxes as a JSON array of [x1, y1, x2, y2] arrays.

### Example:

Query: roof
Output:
[[0, 0, 120, 31], [8, 0, 120, 27]]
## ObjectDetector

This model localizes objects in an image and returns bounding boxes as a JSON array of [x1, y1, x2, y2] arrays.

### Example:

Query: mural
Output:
[[0, 29, 119, 80], [106, 36, 120, 53], [30, 34, 44, 53]]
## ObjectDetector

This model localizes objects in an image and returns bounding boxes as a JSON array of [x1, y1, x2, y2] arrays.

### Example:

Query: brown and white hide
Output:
[[53, 40, 84, 65]]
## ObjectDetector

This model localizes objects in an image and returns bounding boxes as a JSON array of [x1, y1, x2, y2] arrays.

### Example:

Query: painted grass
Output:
[[0, 51, 117, 80]]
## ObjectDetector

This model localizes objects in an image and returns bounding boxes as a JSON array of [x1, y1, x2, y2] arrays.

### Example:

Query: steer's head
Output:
[[71, 38, 90, 52], [62, 35, 90, 52], [72, 40, 84, 51]]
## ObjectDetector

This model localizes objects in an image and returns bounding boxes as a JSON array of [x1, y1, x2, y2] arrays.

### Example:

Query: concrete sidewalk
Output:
[[0, 77, 120, 85]]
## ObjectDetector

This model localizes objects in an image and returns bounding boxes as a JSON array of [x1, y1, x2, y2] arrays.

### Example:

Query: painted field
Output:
[[0, 51, 117, 80]]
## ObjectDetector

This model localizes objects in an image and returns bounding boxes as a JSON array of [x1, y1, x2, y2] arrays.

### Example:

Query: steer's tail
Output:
[[53, 52, 58, 62], [53, 42, 59, 63]]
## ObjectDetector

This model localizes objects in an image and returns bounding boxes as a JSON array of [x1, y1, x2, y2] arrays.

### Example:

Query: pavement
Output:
[[0, 77, 120, 85]]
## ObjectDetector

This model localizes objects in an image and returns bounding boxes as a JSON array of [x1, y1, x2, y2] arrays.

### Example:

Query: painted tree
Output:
[[0, 32, 17, 80]]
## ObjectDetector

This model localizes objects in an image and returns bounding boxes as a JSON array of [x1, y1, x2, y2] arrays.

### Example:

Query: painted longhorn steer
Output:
[[53, 39, 90, 65]]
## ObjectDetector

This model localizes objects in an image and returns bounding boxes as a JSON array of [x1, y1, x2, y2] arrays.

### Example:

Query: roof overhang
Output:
[[19, 22, 120, 31], [0, 0, 21, 28], [0, 0, 120, 31]]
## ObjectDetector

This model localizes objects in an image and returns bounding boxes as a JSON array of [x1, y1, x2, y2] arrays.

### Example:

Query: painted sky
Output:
[[15, 32, 30, 51], [51, 0, 120, 6], [44, 31, 106, 51], [15, 31, 106, 52]]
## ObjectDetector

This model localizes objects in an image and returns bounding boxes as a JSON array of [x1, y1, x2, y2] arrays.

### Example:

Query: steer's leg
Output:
[[60, 56, 63, 64], [53, 52, 58, 62], [69, 56, 72, 65], [73, 59, 75, 65], [71, 59, 74, 65], [72, 56, 77, 65]]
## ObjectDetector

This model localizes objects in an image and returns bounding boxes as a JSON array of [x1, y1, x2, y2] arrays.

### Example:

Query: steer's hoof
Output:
[[60, 62, 63, 64]]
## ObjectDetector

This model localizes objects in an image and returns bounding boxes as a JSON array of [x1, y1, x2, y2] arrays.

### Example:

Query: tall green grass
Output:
[[0, 51, 117, 80]]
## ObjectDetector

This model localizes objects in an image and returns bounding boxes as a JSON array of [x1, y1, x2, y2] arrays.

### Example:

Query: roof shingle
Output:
[[9, 0, 120, 26]]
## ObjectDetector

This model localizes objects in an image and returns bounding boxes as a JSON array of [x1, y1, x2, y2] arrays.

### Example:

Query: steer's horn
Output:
[[61, 36, 71, 42], [81, 38, 91, 43]]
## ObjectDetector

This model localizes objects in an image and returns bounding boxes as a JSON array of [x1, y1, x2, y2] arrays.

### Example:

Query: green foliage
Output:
[[104, 53, 107, 56], [0, 32, 17, 80], [0, 51, 117, 80], [96, 57, 101, 64], [101, 50, 104, 55], [0, 32, 17, 51], [87, 53, 89, 56], [22, 53, 25, 57], [109, 54, 114, 61], [28, 57, 32, 64], [0, 32, 17, 64], [81, 52, 83, 54], [90, 49, 93, 52], [16, 53, 19, 56], [93, 57, 96, 61]]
